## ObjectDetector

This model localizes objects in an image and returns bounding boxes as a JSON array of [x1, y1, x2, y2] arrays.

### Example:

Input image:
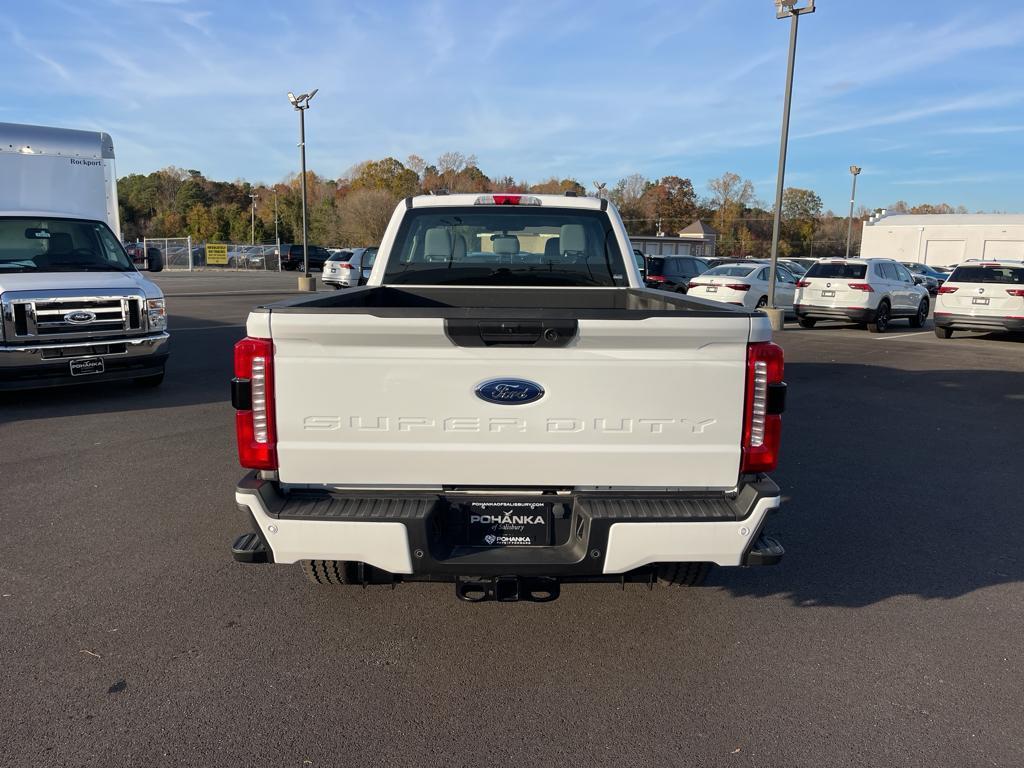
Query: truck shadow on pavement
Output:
[[0, 312, 244, 424], [719, 361, 1024, 607]]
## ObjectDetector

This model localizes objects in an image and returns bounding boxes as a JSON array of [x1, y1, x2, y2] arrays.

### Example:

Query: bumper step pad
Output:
[[744, 535, 784, 566], [231, 532, 268, 563]]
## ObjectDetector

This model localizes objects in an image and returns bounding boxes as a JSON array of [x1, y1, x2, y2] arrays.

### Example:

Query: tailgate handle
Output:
[[445, 319, 578, 347]]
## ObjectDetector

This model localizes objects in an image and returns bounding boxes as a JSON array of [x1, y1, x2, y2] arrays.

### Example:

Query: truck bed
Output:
[[259, 285, 756, 318]]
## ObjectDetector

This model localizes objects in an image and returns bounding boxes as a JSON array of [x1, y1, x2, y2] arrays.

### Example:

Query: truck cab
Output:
[[0, 123, 168, 390]]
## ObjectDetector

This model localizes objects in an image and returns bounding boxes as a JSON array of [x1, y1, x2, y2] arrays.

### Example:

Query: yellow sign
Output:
[[206, 243, 228, 265]]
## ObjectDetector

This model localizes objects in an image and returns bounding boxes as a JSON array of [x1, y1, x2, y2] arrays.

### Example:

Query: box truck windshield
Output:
[[0, 217, 134, 273]]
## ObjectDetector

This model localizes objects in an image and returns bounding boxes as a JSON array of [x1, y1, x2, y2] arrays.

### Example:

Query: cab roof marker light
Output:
[[474, 194, 542, 206]]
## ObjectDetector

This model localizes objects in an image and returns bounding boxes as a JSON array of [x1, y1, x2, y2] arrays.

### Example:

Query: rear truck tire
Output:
[[301, 559, 357, 585], [935, 326, 954, 339], [657, 562, 711, 587], [868, 301, 891, 333], [755, 295, 768, 309], [909, 298, 929, 328], [798, 317, 817, 329], [134, 369, 165, 388]]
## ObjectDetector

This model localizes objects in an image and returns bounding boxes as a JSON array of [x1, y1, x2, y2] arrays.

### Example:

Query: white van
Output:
[[0, 123, 168, 389]]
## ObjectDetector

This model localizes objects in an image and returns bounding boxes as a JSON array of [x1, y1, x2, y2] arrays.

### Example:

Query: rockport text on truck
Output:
[[230, 193, 786, 602]]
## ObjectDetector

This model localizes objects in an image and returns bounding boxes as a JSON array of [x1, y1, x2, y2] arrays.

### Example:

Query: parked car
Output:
[[632, 248, 646, 279], [643, 255, 710, 292], [779, 259, 807, 277], [322, 247, 377, 289], [933, 261, 1024, 338], [230, 192, 787, 598], [901, 262, 947, 294], [794, 258, 929, 333], [280, 243, 330, 271], [687, 262, 797, 311]]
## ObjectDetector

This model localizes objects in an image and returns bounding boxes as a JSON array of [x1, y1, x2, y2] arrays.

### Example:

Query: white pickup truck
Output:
[[231, 193, 786, 601]]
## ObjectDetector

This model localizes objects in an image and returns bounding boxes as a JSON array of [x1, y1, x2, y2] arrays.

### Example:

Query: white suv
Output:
[[934, 261, 1024, 338], [322, 247, 377, 289], [794, 258, 930, 333]]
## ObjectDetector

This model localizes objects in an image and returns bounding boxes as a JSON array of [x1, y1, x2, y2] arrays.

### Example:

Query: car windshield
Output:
[[948, 265, 1024, 284], [0, 217, 134, 273], [806, 262, 867, 279], [382, 206, 628, 287], [704, 265, 757, 277]]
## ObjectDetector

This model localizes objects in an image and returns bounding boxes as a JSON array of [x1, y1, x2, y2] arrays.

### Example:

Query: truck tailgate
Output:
[[270, 314, 750, 489]]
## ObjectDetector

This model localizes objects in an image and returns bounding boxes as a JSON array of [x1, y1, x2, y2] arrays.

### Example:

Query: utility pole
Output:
[[248, 192, 258, 245], [845, 165, 862, 259], [288, 89, 318, 290], [767, 0, 815, 330]]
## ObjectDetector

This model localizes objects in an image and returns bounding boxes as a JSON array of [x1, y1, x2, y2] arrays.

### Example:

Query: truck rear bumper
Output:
[[0, 333, 169, 390], [234, 473, 782, 578]]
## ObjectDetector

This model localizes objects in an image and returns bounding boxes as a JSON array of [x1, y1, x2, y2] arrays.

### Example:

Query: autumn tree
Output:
[[349, 158, 419, 199], [339, 189, 395, 246], [782, 187, 823, 257]]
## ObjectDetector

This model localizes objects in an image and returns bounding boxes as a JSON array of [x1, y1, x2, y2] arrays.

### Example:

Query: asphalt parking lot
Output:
[[2, 272, 1022, 767]]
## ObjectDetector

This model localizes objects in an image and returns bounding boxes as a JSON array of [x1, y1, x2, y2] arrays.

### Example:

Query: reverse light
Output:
[[233, 337, 278, 470], [937, 286, 959, 295], [146, 298, 167, 331], [848, 283, 873, 292], [741, 342, 785, 474], [474, 194, 542, 206]]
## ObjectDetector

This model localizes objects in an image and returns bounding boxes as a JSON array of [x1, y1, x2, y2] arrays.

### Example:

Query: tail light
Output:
[[339, 262, 355, 269], [725, 283, 751, 291], [796, 280, 810, 288], [1006, 289, 1024, 297], [688, 280, 703, 289], [938, 286, 958, 294], [741, 342, 785, 474], [848, 283, 873, 292], [232, 337, 278, 470], [646, 274, 666, 283], [474, 194, 542, 206]]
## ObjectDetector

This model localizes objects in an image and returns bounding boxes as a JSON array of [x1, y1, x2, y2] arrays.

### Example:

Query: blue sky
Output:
[[4, 0, 1023, 213]]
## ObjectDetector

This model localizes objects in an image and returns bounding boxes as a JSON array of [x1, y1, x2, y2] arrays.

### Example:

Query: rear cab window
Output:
[[805, 262, 867, 280], [383, 206, 628, 287]]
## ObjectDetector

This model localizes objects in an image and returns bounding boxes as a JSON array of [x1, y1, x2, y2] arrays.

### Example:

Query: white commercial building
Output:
[[860, 212, 1024, 266]]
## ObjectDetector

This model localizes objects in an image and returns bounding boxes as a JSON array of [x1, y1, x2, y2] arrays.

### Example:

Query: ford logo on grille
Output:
[[64, 310, 97, 324], [475, 378, 545, 405]]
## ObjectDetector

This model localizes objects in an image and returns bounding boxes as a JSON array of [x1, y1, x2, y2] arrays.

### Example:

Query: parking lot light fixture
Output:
[[288, 89, 318, 289], [845, 165, 862, 260], [767, 0, 815, 326]]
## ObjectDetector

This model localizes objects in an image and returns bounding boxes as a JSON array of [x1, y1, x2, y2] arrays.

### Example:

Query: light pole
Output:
[[248, 192, 258, 245], [288, 88, 318, 290], [845, 165, 861, 259], [273, 188, 280, 272], [767, 0, 814, 330]]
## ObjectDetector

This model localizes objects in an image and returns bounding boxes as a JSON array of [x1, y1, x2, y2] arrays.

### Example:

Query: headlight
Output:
[[146, 298, 167, 331]]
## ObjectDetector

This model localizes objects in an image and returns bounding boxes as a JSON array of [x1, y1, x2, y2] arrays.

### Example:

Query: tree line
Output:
[[117, 154, 969, 259]]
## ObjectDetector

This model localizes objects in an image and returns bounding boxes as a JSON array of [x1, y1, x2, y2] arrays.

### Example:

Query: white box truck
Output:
[[0, 122, 168, 389], [230, 193, 786, 601]]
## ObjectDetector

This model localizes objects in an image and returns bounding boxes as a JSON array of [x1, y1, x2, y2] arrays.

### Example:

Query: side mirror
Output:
[[147, 247, 164, 273], [912, 275, 923, 285]]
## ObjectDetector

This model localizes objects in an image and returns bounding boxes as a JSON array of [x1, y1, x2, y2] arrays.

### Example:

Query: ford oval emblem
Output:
[[64, 310, 97, 324], [475, 378, 545, 405]]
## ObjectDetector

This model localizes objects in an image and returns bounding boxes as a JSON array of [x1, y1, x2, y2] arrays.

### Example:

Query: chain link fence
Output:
[[140, 238, 283, 271]]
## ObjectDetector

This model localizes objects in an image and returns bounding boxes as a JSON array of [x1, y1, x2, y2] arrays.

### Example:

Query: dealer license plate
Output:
[[973, 297, 990, 305], [70, 357, 105, 376], [705, 285, 718, 293], [465, 501, 551, 546], [821, 290, 836, 298]]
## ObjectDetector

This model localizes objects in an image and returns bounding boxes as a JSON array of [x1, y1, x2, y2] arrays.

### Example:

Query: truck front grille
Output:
[[2, 292, 145, 343]]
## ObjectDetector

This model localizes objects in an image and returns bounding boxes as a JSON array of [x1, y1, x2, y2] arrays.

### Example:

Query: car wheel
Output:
[[868, 300, 890, 333], [934, 326, 954, 339], [657, 562, 711, 587], [798, 317, 817, 329], [909, 298, 929, 328], [755, 295, 768, 309]]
